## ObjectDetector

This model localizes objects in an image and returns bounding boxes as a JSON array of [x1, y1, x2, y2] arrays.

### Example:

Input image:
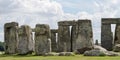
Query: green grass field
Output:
[[0, 55, 120, 60]]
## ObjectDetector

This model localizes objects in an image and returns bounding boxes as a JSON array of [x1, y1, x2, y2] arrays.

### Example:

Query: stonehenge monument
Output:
[[34, 24, 51, 55], [5, 18, 120, 55], [101, 18, 120, 51], [4, 22, 19, 54], [75, 20, 94, 54], [51, 29, 58, 52], [17, 25, 34, 55]]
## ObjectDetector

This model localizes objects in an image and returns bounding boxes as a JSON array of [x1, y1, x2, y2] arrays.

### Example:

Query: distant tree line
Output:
[[0, 42, 4, 51]]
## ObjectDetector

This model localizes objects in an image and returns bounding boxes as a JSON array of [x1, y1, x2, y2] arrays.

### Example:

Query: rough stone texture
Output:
[[101, 18, 120, 51], [57, 21, 77, 52], [71, 25, 77, 52], [114, 24, 120, 44], [35, 24, 51, 55], [4, 22, 19, 54], [17, 25, 34, 55], [51, 29, 57, 52], [113, 44, 120, 52], [84, 50, 106, 56], [75, 20, 94, 54], [94, 45, 107, 52], [84, 50, 119, 56], [59, 52, 75, 56], [58, 25, 71, 52], [101, 23, 113, 51]]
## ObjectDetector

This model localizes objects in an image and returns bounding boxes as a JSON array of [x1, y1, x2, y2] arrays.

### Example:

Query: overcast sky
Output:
[[0, 0, 120, 42]]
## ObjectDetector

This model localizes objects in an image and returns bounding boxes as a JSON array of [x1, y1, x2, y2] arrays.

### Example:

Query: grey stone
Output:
[[114, 24, 120, 44], [51, 29, 57, 52], [105, 51, 120, 56], [95, 40, 99, 45], [84, 50, 106, 56], [4, 22, 19, 54], [101, 23, 113, 51], [113, 44, 120, 52], [75, 20, 94, 54], [94, 45, 107, 52], [71, 25, 78, 52], [17, 25, 34, 55], [58, 25, 71, 52], [35, 24, 51, 55], [59, 52, 75, 56]]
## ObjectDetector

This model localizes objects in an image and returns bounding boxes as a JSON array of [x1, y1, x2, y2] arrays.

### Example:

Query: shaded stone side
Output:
[[4, 22, 19, 54], [114, 24, 120, 45], [101, 24, 113, 51], [58, 25, 71, 52], [51, 29, 57, 52], [35, 24, 51, 55], [17, 25, 34, 55], [76, 20, 94, 54], [71, 25, 77, 52]]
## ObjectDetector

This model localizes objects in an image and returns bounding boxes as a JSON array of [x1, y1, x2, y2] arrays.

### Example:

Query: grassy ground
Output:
[[0, 55, 120, 60]]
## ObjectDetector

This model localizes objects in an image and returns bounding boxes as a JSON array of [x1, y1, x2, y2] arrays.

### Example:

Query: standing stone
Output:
[[75, 20, 94, 54], [4, 22, 19, 54], [58, 25, 71, 52], [114, 24, 120, 45], [17, 25, 34, 55], [35, 24, 51, 55], [51, 29, 57, 52], [101, 24, 113, 51], [71, 25, 77, 52], [95, 40, 99, 45]]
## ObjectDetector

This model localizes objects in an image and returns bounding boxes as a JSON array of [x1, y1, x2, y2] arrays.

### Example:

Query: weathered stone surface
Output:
[[71, 25, 77, 52], [58, 25, 71, 52], [17, 25, 34, 55], [4, 22, 19, 54], [75, 20, 94, 54], [113, 44, 120, 52], [58, 21, 76, 26], [84, 45, 120, 56], [51, 29, 57, 52], [105, 51, 120, 56], [84, 50, 106, 56], [94, 45, 107, 52], [114, 24, 120, 44], [35, 24, 51, 55], [59, 52, 75, 56], [101, 23, 113, 51]]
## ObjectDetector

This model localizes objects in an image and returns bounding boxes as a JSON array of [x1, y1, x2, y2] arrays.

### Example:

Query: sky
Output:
[[0, 0, 120, 42]]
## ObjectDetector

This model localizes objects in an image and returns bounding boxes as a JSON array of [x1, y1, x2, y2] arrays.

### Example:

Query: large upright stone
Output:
[[114, 24, 120, 44], [4, 22, 19, 54], [17, 25, 34, 55], [51, 29, 57, 52], [101, 24, 113, 51], [35, 24, 51, 55], [58, 24, 71, 52], [76, 20, 94, 54], [71, 25, 77, 52]]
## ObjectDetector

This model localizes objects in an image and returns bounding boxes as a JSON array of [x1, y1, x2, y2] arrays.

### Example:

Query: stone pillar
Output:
[[71, 25, 77, 52], [58, 25, 71, 52], [51, 29, 57, 52], [95, 40, 99, 45], [35, 24, 51, 55], [4, 22, 19, 54], [76, 20, 94, 54], [101, 24, 113, 51], [17, 25, 34, 55], [114, 24, 120, 45]]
